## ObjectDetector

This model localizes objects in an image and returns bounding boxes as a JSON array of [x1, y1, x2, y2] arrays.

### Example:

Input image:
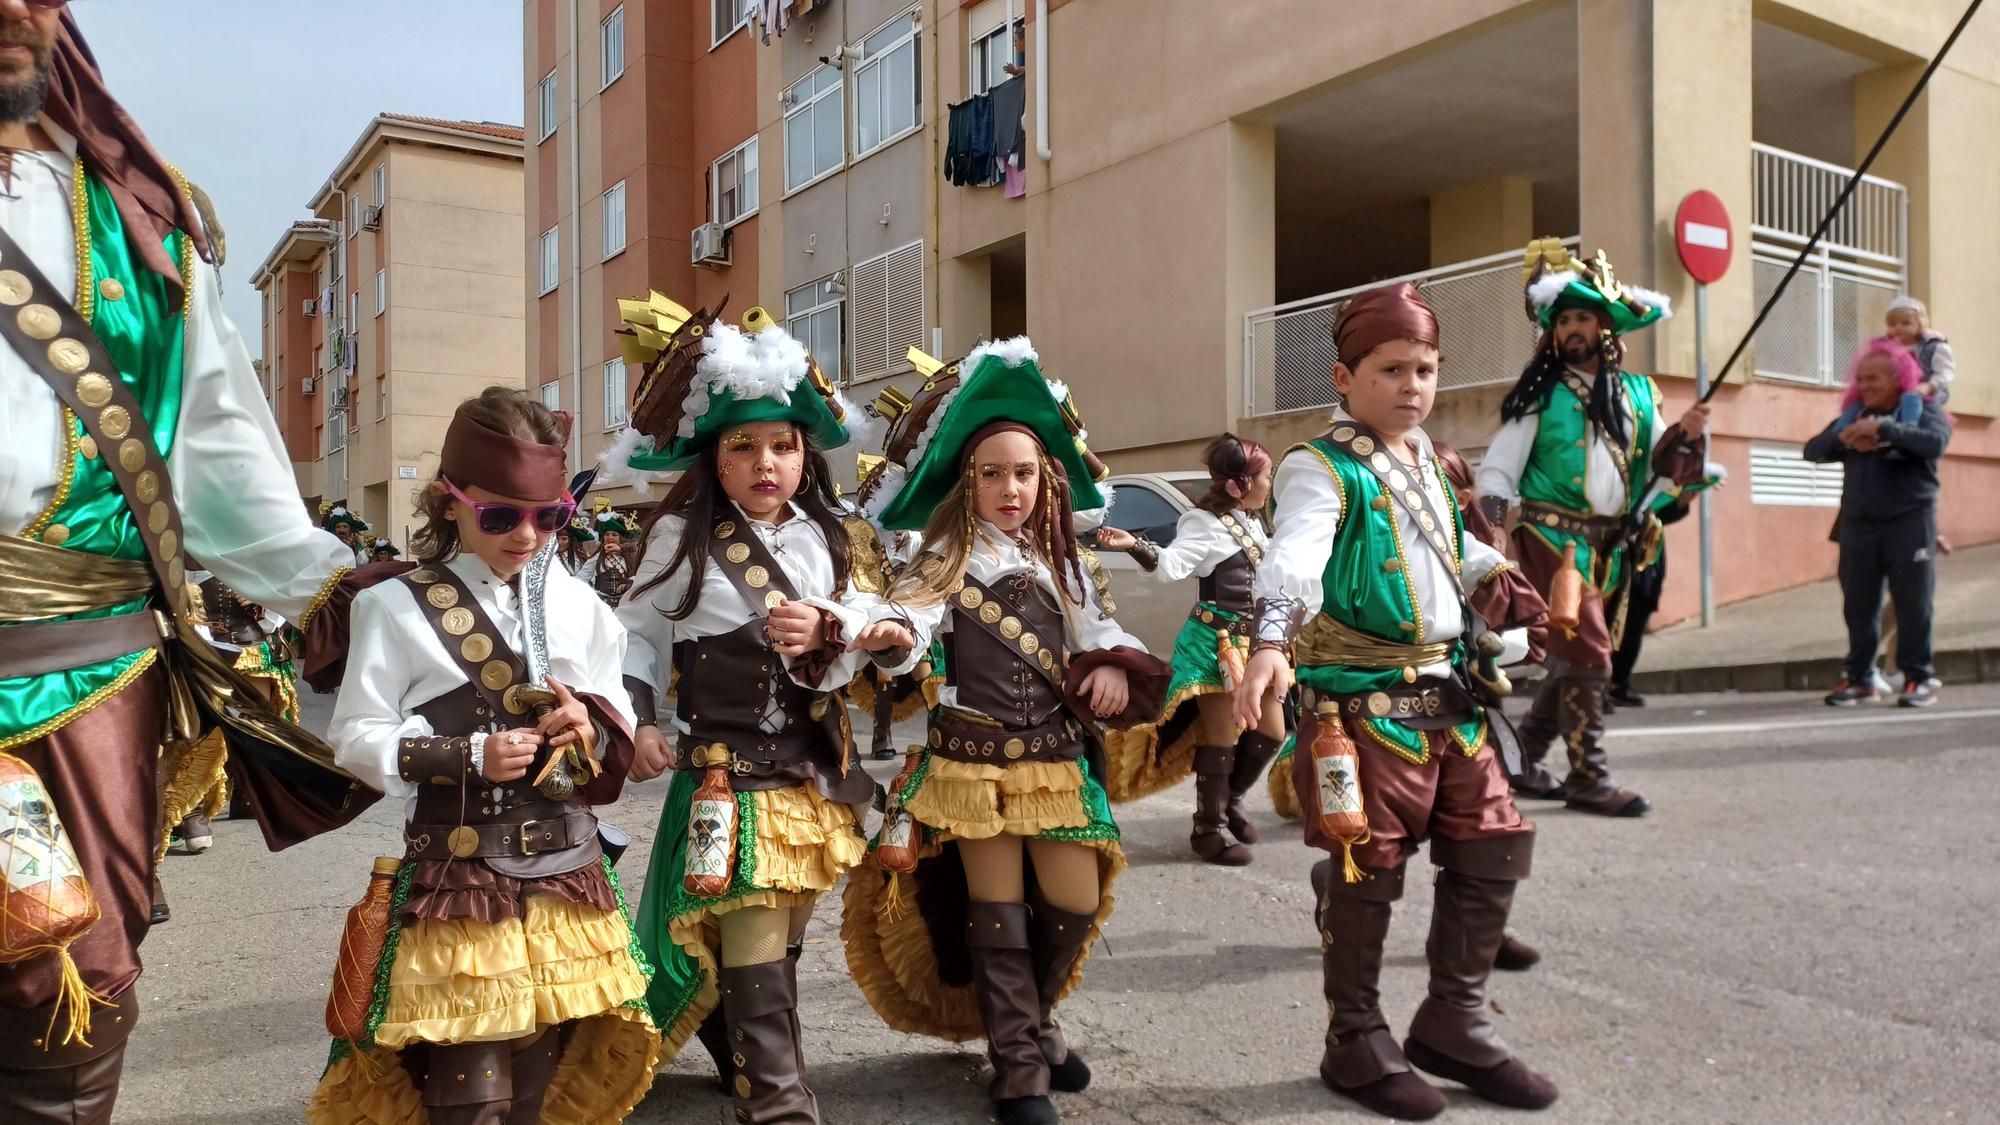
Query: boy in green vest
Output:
[[1474, 241, 1709, 817], [1237, 283, 1556, 1120]]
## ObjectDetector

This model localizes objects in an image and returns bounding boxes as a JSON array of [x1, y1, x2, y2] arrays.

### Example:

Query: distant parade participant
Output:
[[614, 297, 910, 1124], [1236, 283, 1555, 1120], [1474, 240, 1709, 817], [1098, 434, 1288, 866], [555, 514, 593, 574], [578, 504, 638, 605], [321, 502, 372, 567], [843, 339, 1169, 1125], [0, 7, 370, 1118], [309, 387, 660, 1124], [367, 536, 399, 563]]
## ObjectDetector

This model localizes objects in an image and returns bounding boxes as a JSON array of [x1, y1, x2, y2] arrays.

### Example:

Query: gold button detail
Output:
[[118, 438, 145, 472], [0, 269, 30, 305], [19, 303, 60, 339], [1398, 621, 1417, 633], [441, 607, 475, 635], [480, 660, 512, 691], [427, 584, 460, 609], [461, 634, 493, 662], [99, 405, 131, 440], [1382, 558, 1404, 573], [148, 500, 170, 535], [1403, 666, 1419, 683], [1571, 476, 1584, 486], [734, 1076, 752, 1099], [49, 338, 89, 375], [1371, 495, 1390, 512], [744, 564, 769, 589], [725, 542, 751, 564], [78, 436, 98, 460], [98, 277, 126, 302], [42, 523, 69, 546], [76, 373, 114, 408], [135, 469, 159, 504], [1574, 438, 1587, 448]]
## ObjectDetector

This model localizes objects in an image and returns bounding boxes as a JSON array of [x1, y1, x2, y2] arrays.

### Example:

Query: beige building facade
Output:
[[253, 115, 527, 549]]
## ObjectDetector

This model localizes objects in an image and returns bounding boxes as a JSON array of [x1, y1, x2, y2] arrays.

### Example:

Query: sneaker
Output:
[[1824, 677, 1878, 707], [1870, 669, 1894, 695], [175, 812, 213, 855], [1897, 680, 1936, 708]]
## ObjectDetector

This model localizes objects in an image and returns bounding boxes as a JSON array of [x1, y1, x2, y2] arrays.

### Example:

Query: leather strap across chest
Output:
[[706, 512, 802, 615], [950, 573, 1067, 691], [401, 565, 536, 720]]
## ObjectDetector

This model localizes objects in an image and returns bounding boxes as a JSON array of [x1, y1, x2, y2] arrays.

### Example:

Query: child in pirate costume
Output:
[[577, 506, 638, 606], [841, 340, 1170, 1125], [310, 387, 660, 1125], [1474, 241, 1710, 817], [1096, 433, 1288, 866], [611, 296, 911, 1124], [555, 517, 592, 575], [1235, 284, 1556, 1120]]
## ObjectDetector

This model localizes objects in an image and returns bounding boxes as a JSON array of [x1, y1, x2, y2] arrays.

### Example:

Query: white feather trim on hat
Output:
[[835, 391, 885, 452], [861, 461, 907, 525], [1621, 284, 1674, 319], [1704, 461, 1728, 485], [593, 426, 675, 495], [1526, 270, 1579, 310], [962, 336, 1040, 370], [677, 322, 811, 438]]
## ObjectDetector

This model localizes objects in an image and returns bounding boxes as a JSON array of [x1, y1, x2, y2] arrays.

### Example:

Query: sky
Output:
[[78, 0, 524, 356]]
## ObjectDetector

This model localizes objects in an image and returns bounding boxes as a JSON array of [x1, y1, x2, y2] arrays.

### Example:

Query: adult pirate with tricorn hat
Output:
[[1473, 239, 1712, 817], [0, 4, 378, 1120]]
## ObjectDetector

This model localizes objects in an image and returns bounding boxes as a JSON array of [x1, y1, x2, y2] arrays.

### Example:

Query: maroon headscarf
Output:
[[963, 419, 1088, 603], [43, 11, 214, 296], [440, 408, 572, 502], [1333, 281, 1440, 367]]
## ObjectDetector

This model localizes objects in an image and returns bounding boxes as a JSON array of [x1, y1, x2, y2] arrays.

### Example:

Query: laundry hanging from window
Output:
[[945, 76, 1026, 190]]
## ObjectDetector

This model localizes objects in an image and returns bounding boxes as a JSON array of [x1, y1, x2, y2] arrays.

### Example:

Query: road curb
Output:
[[1629, 645, 1998, 695]]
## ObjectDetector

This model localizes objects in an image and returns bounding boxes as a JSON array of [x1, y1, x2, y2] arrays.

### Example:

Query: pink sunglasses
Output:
[[442, 478, 576, 536]]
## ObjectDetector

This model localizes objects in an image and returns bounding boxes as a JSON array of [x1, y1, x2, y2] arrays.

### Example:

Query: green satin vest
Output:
[[1516, 371, 1660, 590], [0, 168, 189, 749]]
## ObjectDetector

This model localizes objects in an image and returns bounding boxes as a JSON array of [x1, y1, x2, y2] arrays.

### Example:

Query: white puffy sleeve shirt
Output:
[[1474, 370, 1672, 518], [330, 555, 633, 808], [1146, 508, 1264, 583]]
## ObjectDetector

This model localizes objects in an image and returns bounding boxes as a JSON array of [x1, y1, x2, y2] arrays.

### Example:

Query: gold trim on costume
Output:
[[1295, 614, 1452, 671], [295, 566, 352, 633], [0, 647, 158, 752], [0, 533, 154, 621]]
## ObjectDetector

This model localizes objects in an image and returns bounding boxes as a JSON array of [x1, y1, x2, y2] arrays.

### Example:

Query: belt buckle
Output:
[[730, 758, 753, 775], [518, 819, 540, 856]]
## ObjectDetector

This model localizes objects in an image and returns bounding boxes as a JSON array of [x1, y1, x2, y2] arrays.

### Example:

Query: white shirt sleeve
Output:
[[327, 584, 427, 799], [877, 571, 950, 677], [1474, 414, 1536, 503], [1252, 447, 1343, 620], [1927, 338, 1956, 387], [1643, 379, 1672, 461], [1460, 529, 1509, 589], [577, 583, 638, 730], [1149, 508, 1235, 583], [173, 262, 354, 619], [615, 515, 689, 695], [1067, 558, 1147, 654]]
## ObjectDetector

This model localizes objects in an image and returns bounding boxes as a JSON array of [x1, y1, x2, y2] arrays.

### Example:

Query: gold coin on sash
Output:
[[447, 826, 480, 858], [118, 438, 144, 472], [461, 634, 493, 662], [167, 556, 183, 590], [18, 304, 59, 339], [1020, 633, 1040, 655], [0, 270, 29, 305], [427, 584, 460, 609], [135, 469, 158, 504], [78, 436, 97, 460], [408, 569, 438, 584], [1370, 452, 1392, 474], [158, 529, 177, 562], [1367, 691, 1392, 717], [1417, 512, 1437, 532], [49, 338, 88, 375], [1350, 435, 1375, 456], [440, 607, 475, 635], [1329, 425, 1355, 444], [979, 601, 1002, 624], [1004, 738, 1026, 760], [98, 278, 125, 303], [99, 405, 130, 440], [726, 542, 751, 564], [999, 616, 1022, 639], [1404, 490, 1425, 510], [480, 660, 512, 691], [1387, 468, 1409, 492], [76, 373, 113, 408], [959, 586, 984, 609], [1038, 649, 1055, 670], [148, 501, 170, 534], [715, 521, 736, 539], [744, 564, 769, 588], [765, 590, 785, 610]]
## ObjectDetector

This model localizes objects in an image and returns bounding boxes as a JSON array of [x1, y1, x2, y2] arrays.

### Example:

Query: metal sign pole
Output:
[[1695, 281, 1715, 627]]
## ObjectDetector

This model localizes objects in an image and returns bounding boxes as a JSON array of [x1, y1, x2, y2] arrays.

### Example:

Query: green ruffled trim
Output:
[[604, 858, 657, 1020], [323, 858, 416, 1071]]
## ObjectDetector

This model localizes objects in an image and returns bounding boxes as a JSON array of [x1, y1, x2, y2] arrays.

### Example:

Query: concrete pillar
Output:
[[939, 254, 994, 356], [1429, 176, 1534, 267]]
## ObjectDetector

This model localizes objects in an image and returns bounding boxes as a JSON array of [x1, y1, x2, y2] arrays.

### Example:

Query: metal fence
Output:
[[1749, 143, 1907, 386], [1243, 242, 1570, 418]]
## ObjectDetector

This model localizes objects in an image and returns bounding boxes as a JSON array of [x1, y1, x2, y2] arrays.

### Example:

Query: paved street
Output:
[[119, 684, 2000, 1124]]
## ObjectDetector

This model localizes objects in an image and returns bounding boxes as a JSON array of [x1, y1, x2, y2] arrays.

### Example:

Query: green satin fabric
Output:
[[1517, 371, 1661, 591], [0, 170, 188, 748]]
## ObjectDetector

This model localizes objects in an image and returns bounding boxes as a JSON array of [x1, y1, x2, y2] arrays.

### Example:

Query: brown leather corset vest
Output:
[[946, 571, 1068, 730], [674, 619, 864, 798], [1198, 549, 1254, 617]]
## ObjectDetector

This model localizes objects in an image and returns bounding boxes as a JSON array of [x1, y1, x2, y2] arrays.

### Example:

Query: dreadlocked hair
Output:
[[630, 425, 851, 620], [890, 439, 1089, 610], [1499, 324, 1632, 449]]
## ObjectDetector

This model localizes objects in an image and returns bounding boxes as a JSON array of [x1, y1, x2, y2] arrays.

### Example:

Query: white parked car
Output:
[[1084, 471, 1211, 656]]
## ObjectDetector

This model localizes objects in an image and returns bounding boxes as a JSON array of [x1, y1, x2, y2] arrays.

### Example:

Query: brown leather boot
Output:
[[719, 959, 818, 1123], [423, 1039, 513, 1125], [1191, 745, 1251, 865], [1511, 674, 1564, 798], [1494, 932, 1541, 972], [1406, 835, 1557, 1110], [1225, 730, 1284, 844], [1556, 671, 1648, 817], [1316, 865, 1444, 1121], [1028, 895, 1094, 1093], [503, 1028, 562, 1124], [966, 901, 1052, 1118], [694, 1008, 734, 1093]]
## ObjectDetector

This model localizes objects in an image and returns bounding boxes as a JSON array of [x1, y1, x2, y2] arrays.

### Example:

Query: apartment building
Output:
[[252, 114, 527, 547], [531, 0, 2000, 622]]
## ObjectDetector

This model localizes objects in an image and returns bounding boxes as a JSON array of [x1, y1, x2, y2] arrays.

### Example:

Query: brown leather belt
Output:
[[404, 809, 598, 861], [928, 713, 1083, 764], [1306, 681, 1476, 727], [1519, 501, 1624, 548], [1191, 603, 1249, 637], [0, 609, 169, 680]]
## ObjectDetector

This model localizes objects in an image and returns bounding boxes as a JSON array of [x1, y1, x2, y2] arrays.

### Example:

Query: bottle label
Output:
[[685, 797, 737, 883], [880, 807, 914, 851], [0, 776, 85, 892], [1315, 751, 1363, 817]]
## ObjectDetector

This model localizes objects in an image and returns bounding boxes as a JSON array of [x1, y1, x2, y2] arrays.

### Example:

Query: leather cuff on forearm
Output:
[[1127, 538, 1160, 572], [1254, 596, 1306, 646], [1476, 494, 1511, 531], [867, 613, 916, 670], [397, 735, 478, 786], [624, 675, 659, 727]]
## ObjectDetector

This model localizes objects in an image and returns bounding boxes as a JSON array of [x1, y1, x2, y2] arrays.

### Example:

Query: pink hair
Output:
[[1224, 440, 1273, 500], [1839, 335, 1923, 411]]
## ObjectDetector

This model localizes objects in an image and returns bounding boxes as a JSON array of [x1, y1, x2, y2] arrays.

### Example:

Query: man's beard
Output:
[[1557, 336, 1596, 365], [0, 30, 53, 126]]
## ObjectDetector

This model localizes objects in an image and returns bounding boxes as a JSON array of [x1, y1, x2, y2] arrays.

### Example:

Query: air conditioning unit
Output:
[[362, 205, 384, 231], [329, 385, 350, 411], [691, 222, 730, 267], [301, 376, 316, 395], [301, 298, 317, 317]]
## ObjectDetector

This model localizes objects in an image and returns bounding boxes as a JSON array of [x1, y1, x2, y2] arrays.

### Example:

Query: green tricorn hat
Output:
[[615, 293, 860, 473], [318, 501, 369, 535], [1522, 238, 1672, 336], [591, 508, 640, 540], [367, 537, 400, 557], [561, 515, 596, 543], [870, 338, 1106, 531]]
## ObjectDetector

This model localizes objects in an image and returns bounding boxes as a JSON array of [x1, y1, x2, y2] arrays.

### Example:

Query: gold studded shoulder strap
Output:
[[0, 222, 188, 613], [401, 566, 529, 720], [950, 575, 1067, 692], [706, 512, 802, 616]]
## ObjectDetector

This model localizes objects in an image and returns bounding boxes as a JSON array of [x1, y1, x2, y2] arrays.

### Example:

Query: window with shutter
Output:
[[847, 239, 924, 381], [1749, 441, 1843, 507]]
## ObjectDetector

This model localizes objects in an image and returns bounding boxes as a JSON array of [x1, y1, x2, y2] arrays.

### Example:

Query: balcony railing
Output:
[[1243, 240, 1574, 418]]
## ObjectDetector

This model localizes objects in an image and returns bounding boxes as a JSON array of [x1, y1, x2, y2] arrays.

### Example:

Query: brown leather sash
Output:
[[0, 223, 188, 613], [0, 610, 169, 680], [1315, 421, 1461, 569], [928, 710, 1083, 765], [1518, 500, 1625, 548], [707, 512, 801, 615], [1215, 510, 1264, 566], [401, 566, 534, 720], [949, 575, 1066, 691]]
